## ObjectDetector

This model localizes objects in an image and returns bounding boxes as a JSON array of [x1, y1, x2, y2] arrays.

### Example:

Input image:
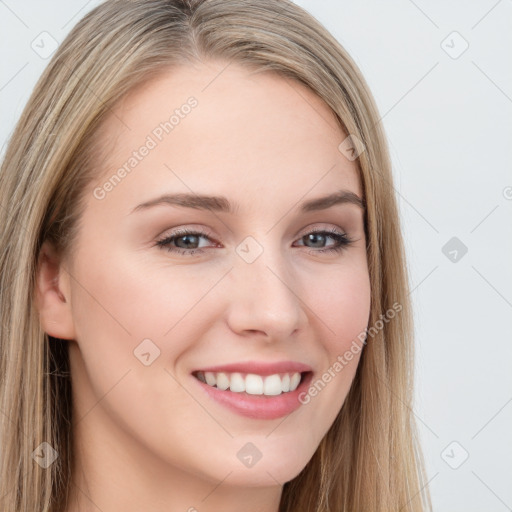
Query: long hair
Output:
[[0, 1, 432, 510]]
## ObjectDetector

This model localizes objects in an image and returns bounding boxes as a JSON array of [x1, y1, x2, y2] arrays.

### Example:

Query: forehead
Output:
[[90, 61, 362, 212]]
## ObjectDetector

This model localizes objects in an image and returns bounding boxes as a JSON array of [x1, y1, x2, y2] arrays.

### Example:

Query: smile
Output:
[[193, 371, 303, 396]]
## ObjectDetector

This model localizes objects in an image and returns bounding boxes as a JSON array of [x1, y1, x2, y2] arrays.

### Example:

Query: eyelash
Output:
[[155, 226, 353, 256]]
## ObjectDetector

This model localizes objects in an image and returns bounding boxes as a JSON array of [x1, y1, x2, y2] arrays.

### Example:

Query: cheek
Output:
[[308, 257, 372, 345], [69, 243, 222, 342], [295, 263, 371, 430], [67, 245, 233, 422], [330, 269, 371, 342]]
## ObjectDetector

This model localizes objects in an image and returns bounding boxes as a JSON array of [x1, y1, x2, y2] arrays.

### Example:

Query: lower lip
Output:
[[193, 372, 313, 420]]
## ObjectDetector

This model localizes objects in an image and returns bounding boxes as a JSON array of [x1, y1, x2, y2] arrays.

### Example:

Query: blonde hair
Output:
[[0, 0, 432, 510]]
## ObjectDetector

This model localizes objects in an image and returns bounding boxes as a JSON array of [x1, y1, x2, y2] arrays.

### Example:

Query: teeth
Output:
[[263, 374, 282, 396], [204, 372, 216, 386], [195, 371, 304, 396], [230, 372, 245, 392], [245, 374, 263, 395], [290, 372, 301, 391], [216, 372, 230, 391], [281, 373, 290, 392]]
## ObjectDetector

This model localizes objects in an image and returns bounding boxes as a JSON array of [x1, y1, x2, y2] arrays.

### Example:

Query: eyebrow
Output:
[[130, 189, 365, 215]]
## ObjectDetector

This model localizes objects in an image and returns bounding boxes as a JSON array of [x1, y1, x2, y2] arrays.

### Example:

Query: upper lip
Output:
[[192, 360, 313, 376]]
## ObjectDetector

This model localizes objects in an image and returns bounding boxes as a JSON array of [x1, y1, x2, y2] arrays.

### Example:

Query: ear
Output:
[[34, 240, 76, 340]]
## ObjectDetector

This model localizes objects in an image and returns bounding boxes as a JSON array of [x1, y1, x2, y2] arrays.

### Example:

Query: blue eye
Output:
[[155, 227, 353, 256], [295, 227, 352, 255], [155, 228, 215, 256]]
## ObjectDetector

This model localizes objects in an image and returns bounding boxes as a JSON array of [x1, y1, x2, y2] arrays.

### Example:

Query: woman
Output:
[[0, 0, 432, 510]]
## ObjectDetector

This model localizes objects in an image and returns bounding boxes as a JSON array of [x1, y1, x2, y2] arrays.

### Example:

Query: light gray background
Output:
[[1, 1, 511, 510]]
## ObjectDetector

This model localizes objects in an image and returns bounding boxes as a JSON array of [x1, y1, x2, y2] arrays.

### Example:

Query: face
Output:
[[41, 61, 371, 489]]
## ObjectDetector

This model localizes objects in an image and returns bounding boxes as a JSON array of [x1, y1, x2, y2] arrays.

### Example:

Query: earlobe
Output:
[[35, 240, 76, 340]]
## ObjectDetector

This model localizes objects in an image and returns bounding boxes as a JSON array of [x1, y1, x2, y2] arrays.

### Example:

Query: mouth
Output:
[[192, 371, 313, 420], [192, 370, 309, 396], [190, 360, 314, 419]]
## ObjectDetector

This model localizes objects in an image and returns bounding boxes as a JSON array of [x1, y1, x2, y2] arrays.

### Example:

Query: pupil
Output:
[[307, 233, 325, 248], [178, 235, 198, 248]]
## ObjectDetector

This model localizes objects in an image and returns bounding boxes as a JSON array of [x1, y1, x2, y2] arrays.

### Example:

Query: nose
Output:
[[225, 250, 307, 341]]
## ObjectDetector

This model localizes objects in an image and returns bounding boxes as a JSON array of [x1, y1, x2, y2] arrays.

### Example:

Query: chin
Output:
[[202, 444, 315, 487]]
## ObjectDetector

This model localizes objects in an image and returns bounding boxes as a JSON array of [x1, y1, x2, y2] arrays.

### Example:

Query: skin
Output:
[[35, 60, 371, 512]]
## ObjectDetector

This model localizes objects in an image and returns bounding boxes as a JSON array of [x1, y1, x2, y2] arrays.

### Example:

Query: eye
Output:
[[155, 226, 353, 256], [155, 227, 216, 256], [293, 226, 353, 255]]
